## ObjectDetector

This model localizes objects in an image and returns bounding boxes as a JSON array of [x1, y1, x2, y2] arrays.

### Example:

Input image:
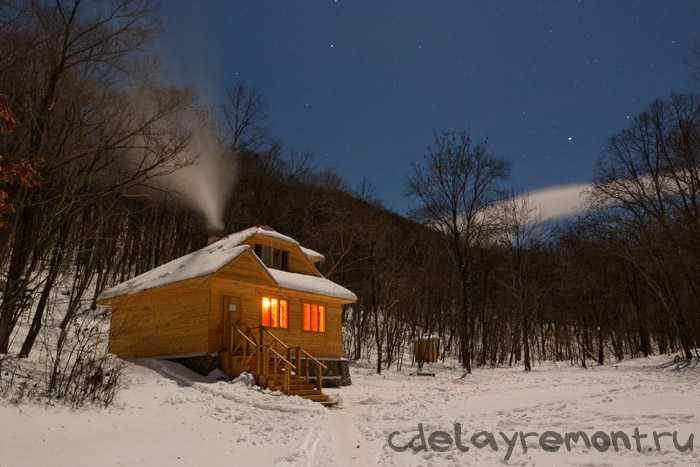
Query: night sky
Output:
[[158, 1, 698, 214]]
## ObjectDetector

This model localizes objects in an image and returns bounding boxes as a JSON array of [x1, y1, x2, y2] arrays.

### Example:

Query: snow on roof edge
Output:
[[268, 269, 357, 302], [249, 227, 324, 263], [98, 226, 351, 302], [98, 244, 251, 301], [300, 246, 325, 262]]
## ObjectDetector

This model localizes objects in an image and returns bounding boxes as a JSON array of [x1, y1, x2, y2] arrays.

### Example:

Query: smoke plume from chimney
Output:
[[164, 123, 236, 231], [124, 86, 236, 233]]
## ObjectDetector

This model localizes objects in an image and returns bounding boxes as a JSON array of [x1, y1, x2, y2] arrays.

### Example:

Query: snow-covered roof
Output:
[[300, 246, 325, 262], [268, 269, 357, 302], [208, 225, 324, 263], [238, 225, 299, 245], [99, 226, 354, 302], [99, 244, 250, 300]]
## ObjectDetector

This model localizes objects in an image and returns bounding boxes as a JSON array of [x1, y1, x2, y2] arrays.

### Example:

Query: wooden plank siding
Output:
[[207, 250, 277, 351], [214, 249, 277, 286], [105, 242, 350, 362], [209, 275, 345, 358], [107, 277, 210, 358]]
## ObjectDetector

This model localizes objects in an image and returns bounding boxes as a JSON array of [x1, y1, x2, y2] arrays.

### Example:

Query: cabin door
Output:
[[223, 296, 241, 351]]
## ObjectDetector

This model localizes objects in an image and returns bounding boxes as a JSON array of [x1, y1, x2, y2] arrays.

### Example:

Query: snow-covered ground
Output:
[[1, 356, 698, 467]]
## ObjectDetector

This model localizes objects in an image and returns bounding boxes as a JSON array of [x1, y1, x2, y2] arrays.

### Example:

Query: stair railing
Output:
[[297, 347, 327, 391], [234, 326, 296, 394], [261, 344, 295, 394], [234, 325, 326, 394], [233, 328, 258, 366]]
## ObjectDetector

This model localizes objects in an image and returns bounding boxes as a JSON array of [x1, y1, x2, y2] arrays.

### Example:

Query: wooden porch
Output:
[[221, 326, 334, 405]]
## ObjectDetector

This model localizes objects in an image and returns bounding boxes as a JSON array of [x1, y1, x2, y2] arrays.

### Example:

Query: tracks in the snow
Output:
[[277, 406, 376, 467]]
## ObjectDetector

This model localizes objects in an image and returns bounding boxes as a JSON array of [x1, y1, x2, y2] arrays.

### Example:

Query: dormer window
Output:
[[254, 244, 289, 271]]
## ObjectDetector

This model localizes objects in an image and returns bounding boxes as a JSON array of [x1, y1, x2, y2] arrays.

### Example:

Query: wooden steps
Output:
[[290, 389, 319, 396], [268, 378, 329, 402], [227, 327, 332, 405]]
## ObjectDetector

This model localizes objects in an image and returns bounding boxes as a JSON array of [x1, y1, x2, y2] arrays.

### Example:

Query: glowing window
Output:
[[303, 303, 326, 333], [261, 296, 288, 329], [280, 299, 288, 329]]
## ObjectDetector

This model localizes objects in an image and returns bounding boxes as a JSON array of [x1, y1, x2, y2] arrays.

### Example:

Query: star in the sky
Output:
[[568, 136, 574, 142]]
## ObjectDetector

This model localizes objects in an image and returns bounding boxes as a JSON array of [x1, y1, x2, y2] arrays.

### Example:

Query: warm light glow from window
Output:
[[261, 296, 287, 329], [311, 304, 318, 330], [303, 302, 326, 332], [319, 305, 325, 332], [303, 303, 310, 330], [271, 298, 278, 327], [280, 300, 288, 329], [261, 297, 270, 327]]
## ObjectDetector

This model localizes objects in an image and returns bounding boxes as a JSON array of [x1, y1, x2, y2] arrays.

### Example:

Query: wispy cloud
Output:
[[508, 182, 591, 222], [470, 182, 592, 229], [527, 182, 591, 221]]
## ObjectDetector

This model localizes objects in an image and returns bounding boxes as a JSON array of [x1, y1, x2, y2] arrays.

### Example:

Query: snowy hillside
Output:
[[1, 356, 698, 466]]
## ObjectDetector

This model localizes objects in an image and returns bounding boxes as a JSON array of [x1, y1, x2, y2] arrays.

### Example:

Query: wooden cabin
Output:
[[97, 225, 357, 403]]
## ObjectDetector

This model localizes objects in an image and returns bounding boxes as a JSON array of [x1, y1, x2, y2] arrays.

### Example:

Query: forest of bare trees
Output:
[[0, 1, 698, 404]]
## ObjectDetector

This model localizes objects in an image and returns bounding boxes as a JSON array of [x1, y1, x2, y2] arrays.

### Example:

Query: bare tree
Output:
[[591, 94, 700, 360], [496, 192, 546, 371], [0, 0, 184, 354], [407, 131, 509, 373], [221, 80, 268, 151]]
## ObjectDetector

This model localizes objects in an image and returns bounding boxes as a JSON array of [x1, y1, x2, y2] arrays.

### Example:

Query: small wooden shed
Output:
[[414, 336, 440, 364]]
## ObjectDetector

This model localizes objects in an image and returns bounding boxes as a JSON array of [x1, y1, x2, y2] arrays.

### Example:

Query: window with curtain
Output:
[[303, 303, 326, 332], [261, 296, 288, 329]]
